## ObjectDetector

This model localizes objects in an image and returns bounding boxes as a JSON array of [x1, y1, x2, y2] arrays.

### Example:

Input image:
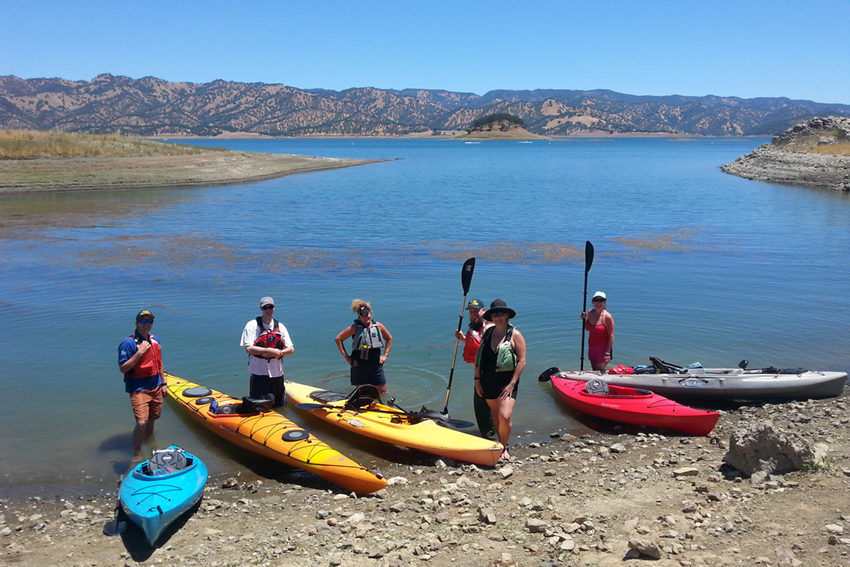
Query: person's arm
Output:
[[335, 325, 357, 367], [118, 339, 148, 375], [275, 323, 295, 359], [378, 323, 393, 364], [605, 314, 615, 362]]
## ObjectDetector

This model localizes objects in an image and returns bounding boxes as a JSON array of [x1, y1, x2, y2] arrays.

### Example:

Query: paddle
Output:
[[442, 257, 476, 416], [580, 241, 594, 371], [294, 402, 475, 429], [103, 474, 126, 536]]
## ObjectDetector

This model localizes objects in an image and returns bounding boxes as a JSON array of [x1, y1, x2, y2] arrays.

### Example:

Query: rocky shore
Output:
[[722, 117, 850, 191], [2, 391, 848, 567]]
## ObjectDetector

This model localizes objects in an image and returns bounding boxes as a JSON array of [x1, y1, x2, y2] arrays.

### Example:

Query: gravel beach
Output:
[[2, 391, 848, 567]]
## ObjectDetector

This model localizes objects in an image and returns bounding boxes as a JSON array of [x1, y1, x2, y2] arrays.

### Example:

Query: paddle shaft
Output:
[[295, 402, 474, 428], [443, 258, 475, 414], [580, 241, 594, 371]]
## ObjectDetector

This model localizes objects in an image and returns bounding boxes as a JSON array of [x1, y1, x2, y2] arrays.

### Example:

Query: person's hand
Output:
[[455, 330, 465, 341], [345, 354, 357, 367], [379, 355, 388, 365], [161, 383, 169, 397], [274, 348, 285, 359], [137, 340, 151, 355], [474, 379, 483, 397], [580, 312, 587, 321], [499, 383, 515, 400]]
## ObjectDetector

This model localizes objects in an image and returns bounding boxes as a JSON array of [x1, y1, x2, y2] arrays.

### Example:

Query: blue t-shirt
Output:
[[118, 333, 163, 393]]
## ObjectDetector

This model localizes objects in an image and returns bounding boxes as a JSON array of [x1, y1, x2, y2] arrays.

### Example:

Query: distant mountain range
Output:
[[1, 74, 848, 137]]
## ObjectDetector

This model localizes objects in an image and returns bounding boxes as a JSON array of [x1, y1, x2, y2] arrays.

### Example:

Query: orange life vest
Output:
[[128, 334, 163, 378]]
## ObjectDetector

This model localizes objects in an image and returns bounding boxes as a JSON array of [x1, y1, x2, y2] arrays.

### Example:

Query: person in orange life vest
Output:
[[580, 291, 615, 371], [118, 310, 167, 457], [455, 299, 496, 440], [335, 299, 393, 395], [240, 296, 294, 407]]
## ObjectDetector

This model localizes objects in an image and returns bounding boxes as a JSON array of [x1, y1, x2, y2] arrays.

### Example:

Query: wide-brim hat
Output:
[[483, 299, 516, 321]]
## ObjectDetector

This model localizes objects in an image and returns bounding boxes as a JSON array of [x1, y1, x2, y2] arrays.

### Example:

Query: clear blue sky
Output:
[[2, 0, 848, 104]]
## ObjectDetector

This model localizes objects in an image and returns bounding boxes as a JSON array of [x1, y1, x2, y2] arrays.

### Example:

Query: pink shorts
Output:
[[588, 344, 609, 365], [130, 387, 163, 422]]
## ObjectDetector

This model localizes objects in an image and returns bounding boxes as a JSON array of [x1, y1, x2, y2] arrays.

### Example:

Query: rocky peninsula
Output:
[[2, 391, 848, 567], [722, 117, 850, 191]]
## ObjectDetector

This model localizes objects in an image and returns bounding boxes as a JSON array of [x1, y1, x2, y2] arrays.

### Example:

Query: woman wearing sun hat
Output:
[[581, 291, 615, 371], [474, 299, 526, 460]]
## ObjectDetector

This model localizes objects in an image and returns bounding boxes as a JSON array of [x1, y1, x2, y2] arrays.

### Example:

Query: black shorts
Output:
[[350, 363, 387, 387], [480, 371, 519, 400]]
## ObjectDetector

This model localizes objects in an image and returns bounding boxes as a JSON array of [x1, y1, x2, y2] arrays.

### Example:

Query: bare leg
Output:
[[486, 397, 516, 460], [132, 420, 148, 456]]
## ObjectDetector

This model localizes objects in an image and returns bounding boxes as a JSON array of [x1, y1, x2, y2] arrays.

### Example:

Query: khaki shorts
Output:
[[130, 387, 163, 422]]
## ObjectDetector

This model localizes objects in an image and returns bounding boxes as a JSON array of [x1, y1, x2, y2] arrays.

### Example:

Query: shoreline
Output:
[[1, 391, 848, 566], [0, 151, 385, 194]]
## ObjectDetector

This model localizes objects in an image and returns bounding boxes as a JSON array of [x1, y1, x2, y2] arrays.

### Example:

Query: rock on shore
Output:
[[722, 116, 850, 191], [1, 391, 848, 567]]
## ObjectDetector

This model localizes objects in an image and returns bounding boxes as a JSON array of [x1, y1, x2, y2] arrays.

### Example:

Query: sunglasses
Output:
[[261, 305, 275, 310], [592, 298, 606, 302], [138, 319, 155, 324]]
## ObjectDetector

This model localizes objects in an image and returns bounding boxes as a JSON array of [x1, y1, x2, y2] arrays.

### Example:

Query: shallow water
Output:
[[1, 137, 848, 499]]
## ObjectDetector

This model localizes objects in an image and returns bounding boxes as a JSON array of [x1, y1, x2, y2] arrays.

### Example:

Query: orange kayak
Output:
[[286, 380, 504, 466], [165, 373, 387, 494]]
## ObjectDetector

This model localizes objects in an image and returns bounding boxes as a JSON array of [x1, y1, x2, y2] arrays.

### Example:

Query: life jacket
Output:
[[462, 323, 488, 364], [252, 317, 285, 359], [352, 320, 385, 350], [476, 325, 517, 372], [128, 333, 163, 378]]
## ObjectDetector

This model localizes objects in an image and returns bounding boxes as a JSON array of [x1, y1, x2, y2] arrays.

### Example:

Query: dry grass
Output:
[[791, 143, 850, 156], [0, 130, 219, 159]]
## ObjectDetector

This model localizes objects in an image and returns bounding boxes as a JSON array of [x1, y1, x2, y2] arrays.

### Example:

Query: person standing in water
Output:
[[240, 296, 294, 407], [581, 291, 615, 371], [474, 299, 526, 460], [335, 299, 393, 395], [455, 298, 496, 440], [118, 310, 167, 457]]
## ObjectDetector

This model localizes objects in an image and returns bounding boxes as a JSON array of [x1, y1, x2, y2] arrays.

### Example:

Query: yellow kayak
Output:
[[165, 373, 387, 494], [286, 380, 503, 466]]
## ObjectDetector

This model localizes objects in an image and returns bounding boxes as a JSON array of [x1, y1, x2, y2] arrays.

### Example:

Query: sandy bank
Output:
[[0, 152, 385, 194], [1, 391, 848, 567]]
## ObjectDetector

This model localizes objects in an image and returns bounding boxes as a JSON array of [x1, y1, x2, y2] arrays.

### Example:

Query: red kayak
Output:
[[550, 375, 719, 436]]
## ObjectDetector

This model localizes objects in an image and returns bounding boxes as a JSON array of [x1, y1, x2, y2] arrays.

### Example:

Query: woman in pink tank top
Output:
[[580, 291, 615, 371]]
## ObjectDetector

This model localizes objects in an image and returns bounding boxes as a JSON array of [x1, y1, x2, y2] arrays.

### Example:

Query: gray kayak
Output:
[[548, 365, 847, 401]]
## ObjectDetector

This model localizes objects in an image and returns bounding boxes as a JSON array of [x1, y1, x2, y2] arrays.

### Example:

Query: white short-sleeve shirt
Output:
[[240, 318, 293, 377]]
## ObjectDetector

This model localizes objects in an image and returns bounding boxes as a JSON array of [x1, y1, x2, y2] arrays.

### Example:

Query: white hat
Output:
[[592, 291, 607, 300], [260, 296, 275, 307]]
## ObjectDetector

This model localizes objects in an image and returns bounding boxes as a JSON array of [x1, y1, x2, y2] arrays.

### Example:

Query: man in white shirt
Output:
[[240, 296, 294, 407]]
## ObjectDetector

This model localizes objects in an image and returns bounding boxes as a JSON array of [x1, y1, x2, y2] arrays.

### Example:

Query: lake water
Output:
[[1, 137, 848, 500]]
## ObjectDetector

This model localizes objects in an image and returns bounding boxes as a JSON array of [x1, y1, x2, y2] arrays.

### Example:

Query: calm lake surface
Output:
[[1, 137, 848, 499]]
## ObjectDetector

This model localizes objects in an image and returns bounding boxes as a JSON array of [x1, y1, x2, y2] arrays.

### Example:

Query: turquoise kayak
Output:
[[120, 446, 208, 545]]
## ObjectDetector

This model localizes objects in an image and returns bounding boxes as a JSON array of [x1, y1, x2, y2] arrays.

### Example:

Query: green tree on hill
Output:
[[468, 113, 526, 131]]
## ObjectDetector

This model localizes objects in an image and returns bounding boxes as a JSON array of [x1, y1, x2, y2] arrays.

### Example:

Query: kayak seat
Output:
[[585, 379, 610, 395], [346, 385, 381, 409], [649, 356, 682, 374], [238, 394, 275, 414], [149, 448, 188, 472], [309, 390, 348, 404]]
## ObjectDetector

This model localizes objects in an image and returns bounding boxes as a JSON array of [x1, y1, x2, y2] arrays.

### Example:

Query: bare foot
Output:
[[500, 450, 511, 461]]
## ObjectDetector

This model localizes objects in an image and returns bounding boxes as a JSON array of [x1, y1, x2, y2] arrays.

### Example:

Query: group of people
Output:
[[118, 292, 615, 462]]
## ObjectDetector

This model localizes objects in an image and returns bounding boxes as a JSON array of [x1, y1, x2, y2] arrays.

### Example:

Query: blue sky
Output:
[[2, 0, 848, 104]]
